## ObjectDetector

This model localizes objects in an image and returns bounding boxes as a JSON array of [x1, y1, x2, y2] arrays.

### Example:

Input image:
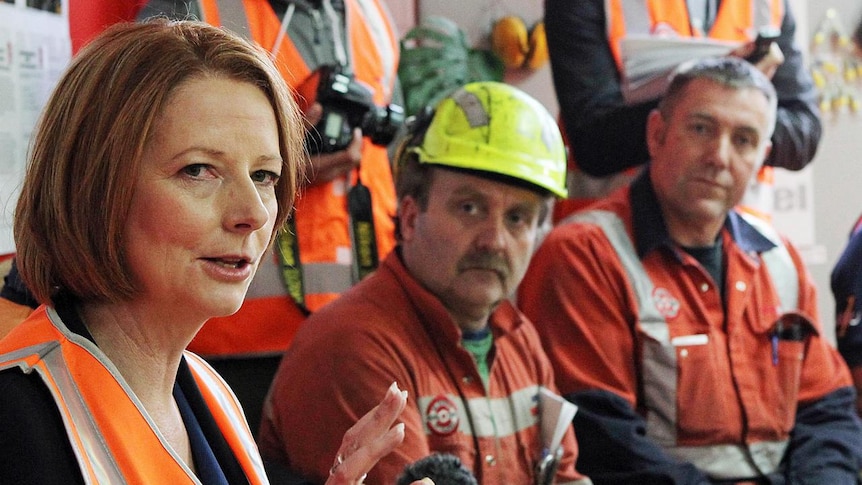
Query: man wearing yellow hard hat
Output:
[[258, 81, 591, 485]]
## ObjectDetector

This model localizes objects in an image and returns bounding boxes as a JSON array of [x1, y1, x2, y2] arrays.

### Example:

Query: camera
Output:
[[301, 65, 405, 154]]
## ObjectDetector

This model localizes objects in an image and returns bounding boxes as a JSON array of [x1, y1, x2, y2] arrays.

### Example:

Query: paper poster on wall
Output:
[[0, 1, 69, 255], [772, 166, 825, 265]]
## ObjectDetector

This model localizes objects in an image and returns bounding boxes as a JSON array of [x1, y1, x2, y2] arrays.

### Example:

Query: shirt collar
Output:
[[629, 168, 777, 258], [386, 249, 523, 340]]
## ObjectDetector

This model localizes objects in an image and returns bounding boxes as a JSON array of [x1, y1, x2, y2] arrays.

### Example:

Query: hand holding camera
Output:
[[300, 65, 405, 155], [303, 102, 363, 185], [296, 65, 404, 186]]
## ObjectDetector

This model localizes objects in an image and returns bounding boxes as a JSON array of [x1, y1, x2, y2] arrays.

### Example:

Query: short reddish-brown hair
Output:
[[14, 19, 307, 305]]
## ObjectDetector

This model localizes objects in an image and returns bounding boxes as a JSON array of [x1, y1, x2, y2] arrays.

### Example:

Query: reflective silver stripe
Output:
[[613, 0, 780, 38], [564, 210, 677, 445], [452, 89, 490, 128], [323, 0, 348, 68], [738, 212, 798, 312], [246, 247, 352, 299], [303, 261, 353, 295], [212, 0, 251, 39], [417, 386, 540, 438], [352, 0, 398, 99], [0, 308, 201, 483], [184, 353, 268, 481], [566, 210, 795, 475], [668, 440, 788, 479], [0, 342, 128, 484], [610, 0, 653, 36], [752, 0, 780, 30]]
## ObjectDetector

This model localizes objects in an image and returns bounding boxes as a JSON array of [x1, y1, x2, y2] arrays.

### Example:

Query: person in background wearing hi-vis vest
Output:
[[137, 0, 402, 436], [0, 20, 429, 485], [258, 82, 592, 485], [545, 0, 820, 222], [519, 57, 862, 484]]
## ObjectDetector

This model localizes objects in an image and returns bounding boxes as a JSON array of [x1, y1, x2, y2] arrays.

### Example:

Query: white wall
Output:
[[802, 0, 862, 342], [417, 0, 557, 111]]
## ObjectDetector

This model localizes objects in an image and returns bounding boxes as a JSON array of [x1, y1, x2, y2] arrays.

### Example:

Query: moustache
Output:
[[456, 252, 510, 279]]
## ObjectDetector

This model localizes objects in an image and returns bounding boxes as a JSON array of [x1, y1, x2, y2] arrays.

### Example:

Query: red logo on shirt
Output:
[[425, 395, 460, 436], [652, 287, 680, 319]]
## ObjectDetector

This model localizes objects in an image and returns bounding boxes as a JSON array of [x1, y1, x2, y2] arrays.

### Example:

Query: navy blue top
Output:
[[832, 217, 862, 368]]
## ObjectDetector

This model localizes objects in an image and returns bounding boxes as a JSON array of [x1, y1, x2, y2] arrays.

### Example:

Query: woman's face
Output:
[[123, 76, 282, 321]]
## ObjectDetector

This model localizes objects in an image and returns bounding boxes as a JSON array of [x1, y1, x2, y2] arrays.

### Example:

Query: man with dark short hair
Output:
[[520, 57, 862, 483], [260, 81, 590, 485]]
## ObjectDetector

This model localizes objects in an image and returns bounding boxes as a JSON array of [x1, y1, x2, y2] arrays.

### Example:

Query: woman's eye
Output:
[[252, 170, 281, 186], [182, 164, 210, 178]]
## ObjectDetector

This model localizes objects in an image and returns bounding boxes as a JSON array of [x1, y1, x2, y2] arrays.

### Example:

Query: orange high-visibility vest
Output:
[[0, 306, 268, 484], [188, 0, 400, 357], [605, 0, 783, 67]]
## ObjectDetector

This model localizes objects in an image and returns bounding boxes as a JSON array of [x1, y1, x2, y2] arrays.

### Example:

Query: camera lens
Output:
[[363, 104, 405, 146]]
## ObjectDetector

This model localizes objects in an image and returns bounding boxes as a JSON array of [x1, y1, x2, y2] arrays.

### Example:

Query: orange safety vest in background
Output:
[[606, 0, 783, 221], [0, 307, 268, 484], [189, 0, 400, 357]]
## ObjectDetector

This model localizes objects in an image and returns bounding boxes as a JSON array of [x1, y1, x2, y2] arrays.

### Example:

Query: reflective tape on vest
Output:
[[416, 385, 540, 439], [605, 0, 783, 70], [566, 209, 797, 476], [0, 308, 269, 484], [0, 342, 129, 484]]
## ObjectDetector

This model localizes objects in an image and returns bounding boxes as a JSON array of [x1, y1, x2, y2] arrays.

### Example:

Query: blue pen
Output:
[[771, 333, 778, 365]]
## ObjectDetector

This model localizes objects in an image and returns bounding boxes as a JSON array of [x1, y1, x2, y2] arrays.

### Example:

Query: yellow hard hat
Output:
[[407, 81, 567, 198]]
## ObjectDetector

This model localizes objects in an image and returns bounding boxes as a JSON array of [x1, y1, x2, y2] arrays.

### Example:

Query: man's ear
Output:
[[398, 195, 420, 242], [646, 109, 666, 158]]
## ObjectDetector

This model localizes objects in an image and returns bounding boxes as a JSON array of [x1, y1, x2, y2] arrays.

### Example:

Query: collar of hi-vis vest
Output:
[[628, 168, 777, 259]]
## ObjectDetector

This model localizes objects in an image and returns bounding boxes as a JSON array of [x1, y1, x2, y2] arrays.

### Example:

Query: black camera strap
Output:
[[275, 218, 310, 315], [274, 177, 378, 314], [348, 175, 379, 281]]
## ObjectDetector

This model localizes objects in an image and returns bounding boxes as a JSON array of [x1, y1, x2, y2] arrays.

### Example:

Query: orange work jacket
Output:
[[188, 0, 400, 357], [0, 306, 268, 484]]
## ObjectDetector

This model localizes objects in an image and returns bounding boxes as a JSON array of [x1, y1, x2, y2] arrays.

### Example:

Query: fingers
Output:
[[729, 41, 784, 80], [305, 102, 323, 128], [345, 128, 363, 158], [307, 128, 363, 185], [331, 422, 405, 484], [326, 382, 409, 484], [754, 42, 784, 79], [342, 382, 407, 452]]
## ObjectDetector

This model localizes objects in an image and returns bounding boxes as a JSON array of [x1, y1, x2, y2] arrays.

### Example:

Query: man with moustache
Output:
[[519, 57, 862, 483], [259, 82, 591, 485]]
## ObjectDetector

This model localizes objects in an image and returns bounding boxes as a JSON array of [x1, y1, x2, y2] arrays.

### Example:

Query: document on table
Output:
[[620, 36, 740, 105]]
